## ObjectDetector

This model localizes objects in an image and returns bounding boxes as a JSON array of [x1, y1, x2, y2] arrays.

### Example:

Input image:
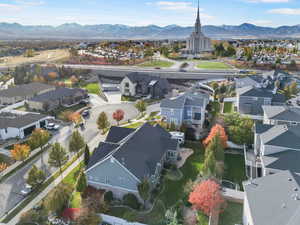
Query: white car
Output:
[[46, 123, 60, 130], [21, 184, 32, 196]]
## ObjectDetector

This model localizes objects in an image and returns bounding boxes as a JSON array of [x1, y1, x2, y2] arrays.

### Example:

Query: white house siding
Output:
[[161, 107, 183, 126], [120, 77, 136, 97], [86, 157, 140, 199], [243, 195, 254, 225]]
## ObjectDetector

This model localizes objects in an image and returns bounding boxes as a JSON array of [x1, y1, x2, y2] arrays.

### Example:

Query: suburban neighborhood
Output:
[[0, 1, 300, 225]]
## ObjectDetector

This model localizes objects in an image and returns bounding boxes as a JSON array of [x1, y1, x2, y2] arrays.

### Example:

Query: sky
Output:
[[0, 0, 300, 27]]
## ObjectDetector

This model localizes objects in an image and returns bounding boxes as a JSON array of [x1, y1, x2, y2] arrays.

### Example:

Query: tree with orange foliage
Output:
[[203, 124, 228, 148], [0, 163, 8, 172], [69, 112, 83, 125], [48, 72, 58, 80], [113, 109, 125, 125], [11, 144, 30, 162], [189, 180, 226, 216]]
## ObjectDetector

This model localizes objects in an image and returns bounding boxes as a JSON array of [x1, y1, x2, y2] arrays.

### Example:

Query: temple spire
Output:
[[195, 0, 201, 33]]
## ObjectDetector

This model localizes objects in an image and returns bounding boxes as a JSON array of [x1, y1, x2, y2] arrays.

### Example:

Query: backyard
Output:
[[197, 61, 232, 70], [108, 141, 206, 224], [219, 202, 243, 225], [223, 102, 234, 114], [138, 60, 174, 68]]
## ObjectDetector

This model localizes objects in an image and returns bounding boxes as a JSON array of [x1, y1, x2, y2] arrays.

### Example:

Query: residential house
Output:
[[262, 106, 300, 126], [120, 72, 170, 99], [0, 112, 50, 140], [0, 83, 55, 105], [246, 123, 300, 178], [235, 75, 265, 89], [160, 92, 209, 128], [236, 85, 285, 119], [85, 123, 179, 199], [243, 170, 300, 225], [27, 87, 88, 112]]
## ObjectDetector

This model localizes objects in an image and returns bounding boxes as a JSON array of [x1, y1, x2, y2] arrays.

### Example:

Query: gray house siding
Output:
[[86, 156, 140, 199], [161, 107, 183, 125]]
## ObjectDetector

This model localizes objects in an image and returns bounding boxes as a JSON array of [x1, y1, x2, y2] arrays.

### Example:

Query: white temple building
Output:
[[184, 0, 212, 56]]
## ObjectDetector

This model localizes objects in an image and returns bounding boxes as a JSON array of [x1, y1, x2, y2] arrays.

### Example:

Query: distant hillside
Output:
[[1, 22, 300, 40]]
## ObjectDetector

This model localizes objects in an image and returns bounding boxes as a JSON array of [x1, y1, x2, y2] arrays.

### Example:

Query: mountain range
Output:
[[1, 22, 300, 40]]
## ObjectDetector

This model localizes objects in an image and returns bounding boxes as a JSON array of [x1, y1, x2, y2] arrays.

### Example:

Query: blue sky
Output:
[[0, 0, 300, 27]]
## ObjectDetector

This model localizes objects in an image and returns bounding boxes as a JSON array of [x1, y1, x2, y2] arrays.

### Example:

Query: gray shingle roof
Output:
[[0, 83, 54, 98], [255, 122, 273, 134], [105, 126, 135, 143], [0, 112, 48, 129], [262, 150, 300, 173], [30, 87, 86, 103], [160, 92, 208, 109], [244, 170, 300, 225], [88, 123, 178, 180], [125, 72, 169, 90], [263, 106, 300, 122], [260, 125, 300, 149], [237, 86, 274, 98], [87, 142, 120, 169]]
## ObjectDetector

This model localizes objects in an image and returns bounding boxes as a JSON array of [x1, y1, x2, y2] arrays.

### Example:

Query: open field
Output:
[[138, 60, 174, 68], [197, 61, 232, 70], [0, 49, 70, 67]]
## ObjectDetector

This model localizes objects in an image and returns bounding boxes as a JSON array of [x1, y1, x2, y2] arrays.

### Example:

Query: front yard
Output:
[[83, 83, 102, 95]]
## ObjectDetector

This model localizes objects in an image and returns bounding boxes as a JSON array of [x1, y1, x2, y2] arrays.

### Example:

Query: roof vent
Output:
[[294, 188, 298, 192], [288, 178, 293, 181], [282, 203, 286, 208], [293, 194, 300, 201]]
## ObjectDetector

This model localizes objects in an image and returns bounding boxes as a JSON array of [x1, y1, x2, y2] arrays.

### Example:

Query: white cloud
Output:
[[268, 8, 300, 15], [0, 4, 22, 12], [154, 1, 198, 11], [247, 0, 289, 3], [14, 0, 45, 6]]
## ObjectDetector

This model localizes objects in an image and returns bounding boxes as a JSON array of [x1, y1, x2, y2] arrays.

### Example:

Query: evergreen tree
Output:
[[84, 144, 90, 166], [69, 130, 85, 158], [77, 172, 87, 193], [203, 150, 217, 178], [48, 143, 69, 176], [97, 112, 110, 134], [27, 165, 46, 189]]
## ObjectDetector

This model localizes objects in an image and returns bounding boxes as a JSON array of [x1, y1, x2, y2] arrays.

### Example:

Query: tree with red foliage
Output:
[[113, 109, 125, 125], [203, 124, 228, 148], [189, 180, 226, 216]]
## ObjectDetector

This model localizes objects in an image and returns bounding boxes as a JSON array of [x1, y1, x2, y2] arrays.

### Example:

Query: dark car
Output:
[[81, 110, 90, 117]]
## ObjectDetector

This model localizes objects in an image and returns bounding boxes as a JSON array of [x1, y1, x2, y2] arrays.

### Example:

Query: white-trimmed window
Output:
[[187, 110, 192, 117]]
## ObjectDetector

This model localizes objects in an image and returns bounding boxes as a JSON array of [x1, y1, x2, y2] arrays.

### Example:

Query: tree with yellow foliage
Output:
[[11, 144, 30, 162]]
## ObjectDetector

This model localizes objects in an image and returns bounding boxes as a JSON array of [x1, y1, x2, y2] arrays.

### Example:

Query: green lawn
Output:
[[138, 60, 174, 68], [219, 202, 243, 225], [223, 102, 234, 114], [197, 61, 232, 70], [70, 192, 82, 208], [158, 142, 205, 207], [223, 153, 247, 189], [124, 122, 144, 129], [84, 83, 101, 95]]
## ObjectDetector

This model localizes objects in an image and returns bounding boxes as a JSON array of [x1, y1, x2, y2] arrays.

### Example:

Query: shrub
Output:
[[104, 191, 114, 204], [122, 193, 140, 210]]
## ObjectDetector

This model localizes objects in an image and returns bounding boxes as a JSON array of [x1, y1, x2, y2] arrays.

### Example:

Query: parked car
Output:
[[21, 184, 32, 196], [81, 109, 90, 117], [46, 123, 60, 131]]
